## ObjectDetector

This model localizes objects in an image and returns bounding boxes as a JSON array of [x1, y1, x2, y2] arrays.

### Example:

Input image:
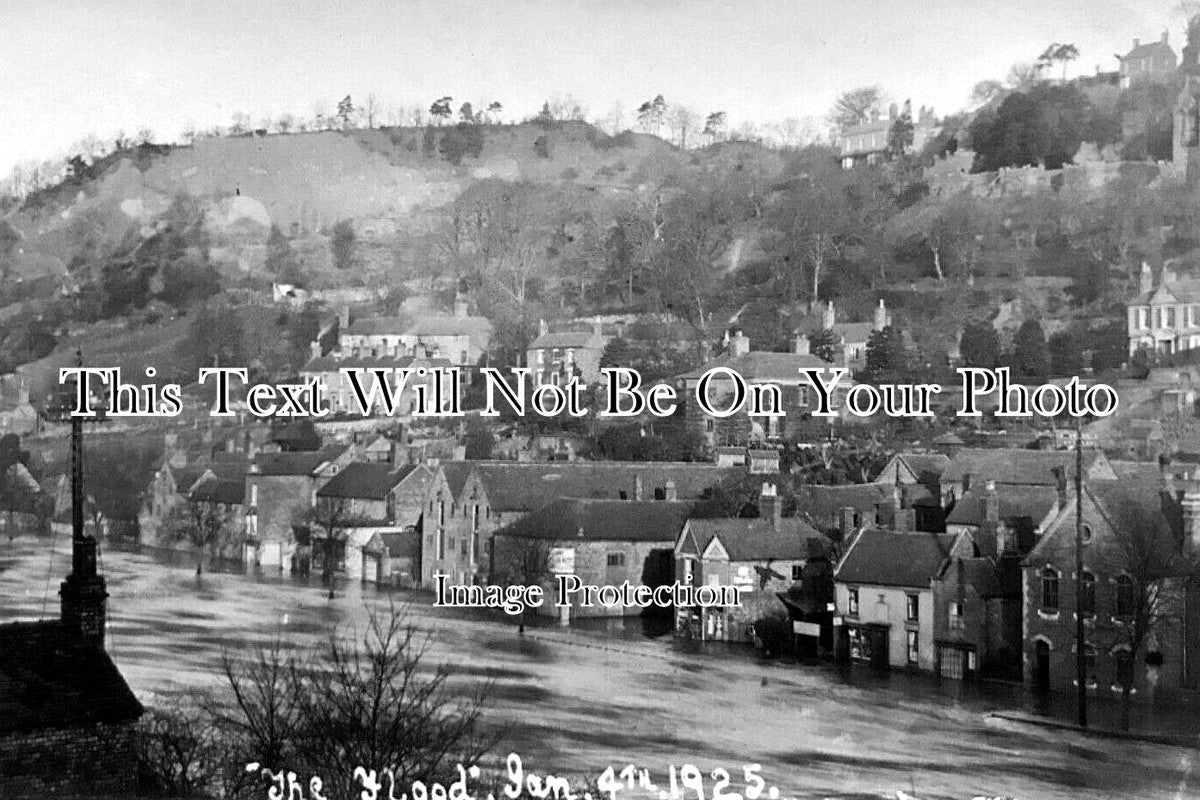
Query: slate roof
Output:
[[469, 462, 738, 512], [688, 517, 830, 562], [1131, 279, 1200, 306], [945, 485, 1059, 528], [317, 462, 421, 500], [440, 461, 474, 500], [678, 350, 831, 381], [376, 530, 420, 558], [0, 621, 143, 734], [835, 529, 962, 588], [344, 316, 405, 336], [254, 445, 346, 477], [190, 475, 246, 505], [497, 498, 694, 542], [800, 482, 893, 526], [1123, 39, 1176, 63], [529, 331, 603, 350], [945, 448, 1111, 486], [405, 315, 493, 337], [300, 353, 454, 372]]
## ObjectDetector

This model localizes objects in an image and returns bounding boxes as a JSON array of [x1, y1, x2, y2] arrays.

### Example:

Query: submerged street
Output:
[[1, 535, 1195, 800]]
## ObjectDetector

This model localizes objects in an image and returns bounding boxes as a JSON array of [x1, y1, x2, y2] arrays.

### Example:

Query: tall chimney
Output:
[[1051, 466, 1067, 509], [1140, 261, 1154, 296], [822, 301, 836, 330], [454, 292, 469, 318], [664, 478, 678, 502], [538, 319, 549, 338], [792, 332, 810, 355], [759, 482, 782, 527]]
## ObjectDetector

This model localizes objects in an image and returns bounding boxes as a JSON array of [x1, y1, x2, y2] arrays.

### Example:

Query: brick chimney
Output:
[[792, 332, 809, 355], [663, 478, 678, 501], [984, 480, 999, 525], [838, 506, 857, 539], [822, 301, 835, 330], [759, 483, 782, 526], [893, 485, 916, 532], [1051, 466, 1067, 509], [309, 340, 321, 360], [538, 319, 549, 338], [454, 292, 469, 318], [729, 330, 750, 357], [1140, 261, 1153, 296]]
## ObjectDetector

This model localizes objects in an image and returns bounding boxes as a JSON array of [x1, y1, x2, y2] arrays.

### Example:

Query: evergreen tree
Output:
[[864, 325, 907, 378], [960, 321, 1000, 368], [1013, 319, 1050, 378], [810, 328, 838, 363]]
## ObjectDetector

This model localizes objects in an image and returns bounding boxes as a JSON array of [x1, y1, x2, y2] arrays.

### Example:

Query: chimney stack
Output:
[[538, 319, 549, 338], [792, 332, 810, 355], [1140, 261, 1154, 296], [873, 298, 888, 332], [309, 340, 321, 360], [838, 506, 857, 539], [729, 330, 750, 357], [633, 473, 644, 501], [984, 480, 999, 525], [664, 478, 678, 502], [1164, 31, 1171, 43], [1051, 466, 1067, 509], [454, 292, 469, 318], [1134, 38, 1141, 49], [822, 301, 835, 330], [759, 483, 782, 527]]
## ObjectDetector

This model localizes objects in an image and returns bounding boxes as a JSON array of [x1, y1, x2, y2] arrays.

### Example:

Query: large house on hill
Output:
[[1127, 263, 1200, 357], [1118, 32, 1177, 89]]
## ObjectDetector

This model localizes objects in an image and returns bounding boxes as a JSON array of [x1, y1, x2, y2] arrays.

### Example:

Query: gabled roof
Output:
[[678, 350, 831, 381], [496, 498, 694, 542], [835, 529, 963, 588], [468, 462, 738, 512], [1131, 279, 1200, 306], [0, 621, 144, 734], [945, 448, 1112, 486], [440, 461, 474, 500], [945, 485, 1059, 528], [687, 517, 829, 562], [316, 463, 422, 500], [1122, 39, 1175, 63], [876, 453, 951, 487]]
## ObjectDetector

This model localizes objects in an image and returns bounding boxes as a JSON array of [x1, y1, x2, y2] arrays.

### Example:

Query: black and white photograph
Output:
[[2, 1, 1200, 798]]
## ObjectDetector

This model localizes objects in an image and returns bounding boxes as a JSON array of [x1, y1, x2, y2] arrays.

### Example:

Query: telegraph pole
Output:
[[1074, 414, 1088, 728]]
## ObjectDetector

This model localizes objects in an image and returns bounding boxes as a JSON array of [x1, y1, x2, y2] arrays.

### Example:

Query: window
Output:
[[1041, 567, 1059, 610], [1139, 308, 1148, 330], [460, 538, 468, 557], [1115, 574, 1136, 618], [949, 600, 965, 630], [460, 350, 468, 364], [705, 419, 715, 433], [906, 593, 919, 622], [1080, 570, 1096, 617], [437, 528, 445, 561], [1081, 524, 1093, 544], [1167, 307, 1177, 328], [472, 504, 480, 532], [797, 386, 809, 407], [537, 350, 545, 364], [847, 588, 859, 616], [906, 630, 919, 665], [792, 565, 803, 581], [249, 483, 258, 507], [439, 501, 446, 526], [606, 552, 626, 567]]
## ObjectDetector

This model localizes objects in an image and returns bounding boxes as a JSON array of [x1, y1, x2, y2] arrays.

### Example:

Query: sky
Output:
[[0, 0, 1189, 176]]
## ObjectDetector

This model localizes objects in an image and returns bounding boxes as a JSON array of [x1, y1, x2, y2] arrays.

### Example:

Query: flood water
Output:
[[1, 534, 1197, 800]]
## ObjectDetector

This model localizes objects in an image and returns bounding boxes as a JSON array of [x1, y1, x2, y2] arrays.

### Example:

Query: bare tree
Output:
[[216, 606, 495, 797], [493, 535, 555, 634], [172, 492, 234, 576], [1108, 495, 1196, 730]]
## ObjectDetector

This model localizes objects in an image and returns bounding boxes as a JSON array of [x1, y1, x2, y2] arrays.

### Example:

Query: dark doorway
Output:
[[1034, 640, 1050, 693]]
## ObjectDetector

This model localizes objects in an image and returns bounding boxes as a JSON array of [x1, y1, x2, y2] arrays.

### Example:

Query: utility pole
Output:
[[1074, 414, 1088, 728]]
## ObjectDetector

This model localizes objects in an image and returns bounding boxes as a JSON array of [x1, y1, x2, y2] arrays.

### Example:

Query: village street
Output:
[[0, 536, 1195, 800]]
